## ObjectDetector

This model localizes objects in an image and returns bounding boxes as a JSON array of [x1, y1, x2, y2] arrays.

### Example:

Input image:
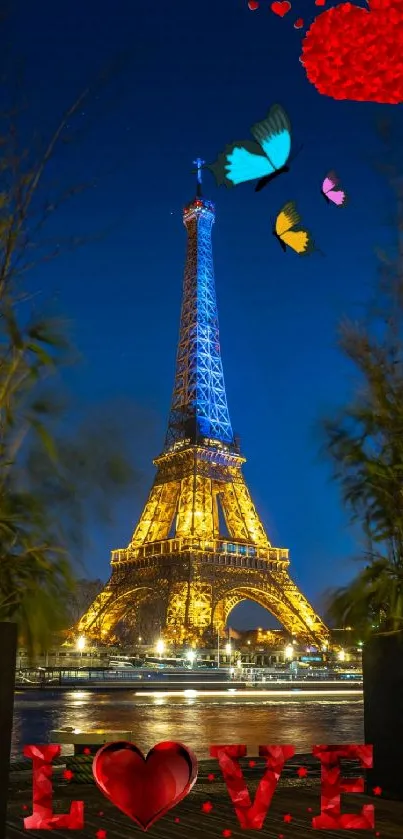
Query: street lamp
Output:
[[225, 643, 232, 676], [186, 650, 196, 668], [284, 644, 293, 661], [76, 636, 86, 664], [76, 636, 86, 651], [156, 639, 165, 660]]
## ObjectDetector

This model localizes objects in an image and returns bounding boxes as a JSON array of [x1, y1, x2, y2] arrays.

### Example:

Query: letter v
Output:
[[210, 744, 295, 830]]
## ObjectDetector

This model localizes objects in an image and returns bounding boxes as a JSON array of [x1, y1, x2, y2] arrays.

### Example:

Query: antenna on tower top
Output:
[[193, 158, 205, 197]]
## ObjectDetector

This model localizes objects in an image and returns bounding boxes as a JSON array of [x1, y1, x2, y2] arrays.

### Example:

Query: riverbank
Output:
[[6, 757, 403, 838]]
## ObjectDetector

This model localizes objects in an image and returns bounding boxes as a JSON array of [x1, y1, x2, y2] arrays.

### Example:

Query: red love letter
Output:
[[210, 744, 295, 829], [312, 744, 374, 830], [24, 745, 84, 829]]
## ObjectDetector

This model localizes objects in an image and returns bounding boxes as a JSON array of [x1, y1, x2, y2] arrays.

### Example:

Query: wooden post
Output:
[[363, 634, 403, 799], [0, 622, 17, 839]]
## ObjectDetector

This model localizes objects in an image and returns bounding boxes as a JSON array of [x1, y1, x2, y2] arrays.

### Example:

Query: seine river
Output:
[[11, 690, 363, 760]]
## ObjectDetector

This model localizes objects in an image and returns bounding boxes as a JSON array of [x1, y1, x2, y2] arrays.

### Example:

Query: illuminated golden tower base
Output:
[[76, 443, 328, 647]]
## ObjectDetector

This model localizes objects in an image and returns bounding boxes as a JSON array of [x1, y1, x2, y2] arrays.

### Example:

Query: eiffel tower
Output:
[[76, 162, 329, 648]]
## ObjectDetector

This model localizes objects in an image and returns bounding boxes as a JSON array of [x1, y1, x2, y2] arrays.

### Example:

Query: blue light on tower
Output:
[[164, 161, 235, 451]]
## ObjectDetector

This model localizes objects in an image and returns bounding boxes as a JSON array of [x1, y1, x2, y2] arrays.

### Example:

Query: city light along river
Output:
[[11, 688, 363, 761]]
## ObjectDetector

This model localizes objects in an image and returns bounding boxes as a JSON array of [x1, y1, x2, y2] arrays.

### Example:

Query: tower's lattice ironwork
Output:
[[76, 164, 329, 648], [165, 159, 234, 452]]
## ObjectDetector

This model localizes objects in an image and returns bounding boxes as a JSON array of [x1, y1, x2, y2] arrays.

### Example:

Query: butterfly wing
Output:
[[322, 171, 347, 206], [326, 188, 347, 206], [281, 229, 314, 254], [251, 104, 291, 170], [208, 140, 275, 187], [275, 201, 301, 236], [323, 171, 339, 191], [275, 201, 314, 255]]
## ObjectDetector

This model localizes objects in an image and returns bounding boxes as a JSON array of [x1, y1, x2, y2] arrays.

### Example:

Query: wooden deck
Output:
[[6, 759, 403, 838]]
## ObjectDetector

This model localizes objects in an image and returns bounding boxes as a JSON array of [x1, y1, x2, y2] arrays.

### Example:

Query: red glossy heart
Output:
[[248, 0, 259, 8], [294, 17, 304, 28], [301, 0, 403, 104], [92, 741, 198, 831], [315, 0, 326, 5], [271, 1, 291, 17]]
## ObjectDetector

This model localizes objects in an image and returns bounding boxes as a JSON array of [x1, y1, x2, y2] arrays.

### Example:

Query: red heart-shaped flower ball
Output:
[[92, 741, 198, 831], [301, 0, 403, 104]]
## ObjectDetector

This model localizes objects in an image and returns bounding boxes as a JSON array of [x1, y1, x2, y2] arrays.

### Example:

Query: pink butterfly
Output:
[[321, 171, 347, 206]]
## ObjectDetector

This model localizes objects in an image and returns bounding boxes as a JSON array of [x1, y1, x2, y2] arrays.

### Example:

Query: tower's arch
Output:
[[212, 585, 323, 645], [213, 588, 285, 630], [76, 583, 168, 642]]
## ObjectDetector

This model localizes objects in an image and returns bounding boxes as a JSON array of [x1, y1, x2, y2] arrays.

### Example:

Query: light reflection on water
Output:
[[12, 690, 364, 759]]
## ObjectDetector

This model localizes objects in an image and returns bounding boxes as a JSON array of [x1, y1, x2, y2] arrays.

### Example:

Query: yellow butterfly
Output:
[[273, 201, 315, 255]]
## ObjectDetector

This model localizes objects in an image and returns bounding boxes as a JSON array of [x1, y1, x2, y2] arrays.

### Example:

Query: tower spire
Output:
[[164, 170, 234, 452], [193, 157, 205, 197]]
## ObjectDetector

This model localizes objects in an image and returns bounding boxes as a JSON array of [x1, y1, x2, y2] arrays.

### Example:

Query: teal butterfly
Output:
[[207, 104, 292, 192]]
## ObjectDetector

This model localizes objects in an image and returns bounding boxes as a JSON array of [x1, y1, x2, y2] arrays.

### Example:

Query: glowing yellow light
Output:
[[225, 643, 232, 654], [135, 688, 362, 698], [338, 649, 346, 662], [156, 639, 165, 657], [76, 636, 86, 652], [285, 644, 294, 660]]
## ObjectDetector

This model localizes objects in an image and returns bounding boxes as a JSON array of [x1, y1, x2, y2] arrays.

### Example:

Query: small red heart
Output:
[[248, 0, 259, 8], [271, 1, 291, 17], [315, 0, 326, 5], [294, 17, 304, 28], [93, 741, 198, 831]]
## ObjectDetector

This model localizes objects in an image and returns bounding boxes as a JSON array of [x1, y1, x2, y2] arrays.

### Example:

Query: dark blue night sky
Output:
[[6, 0, 402, 628]]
